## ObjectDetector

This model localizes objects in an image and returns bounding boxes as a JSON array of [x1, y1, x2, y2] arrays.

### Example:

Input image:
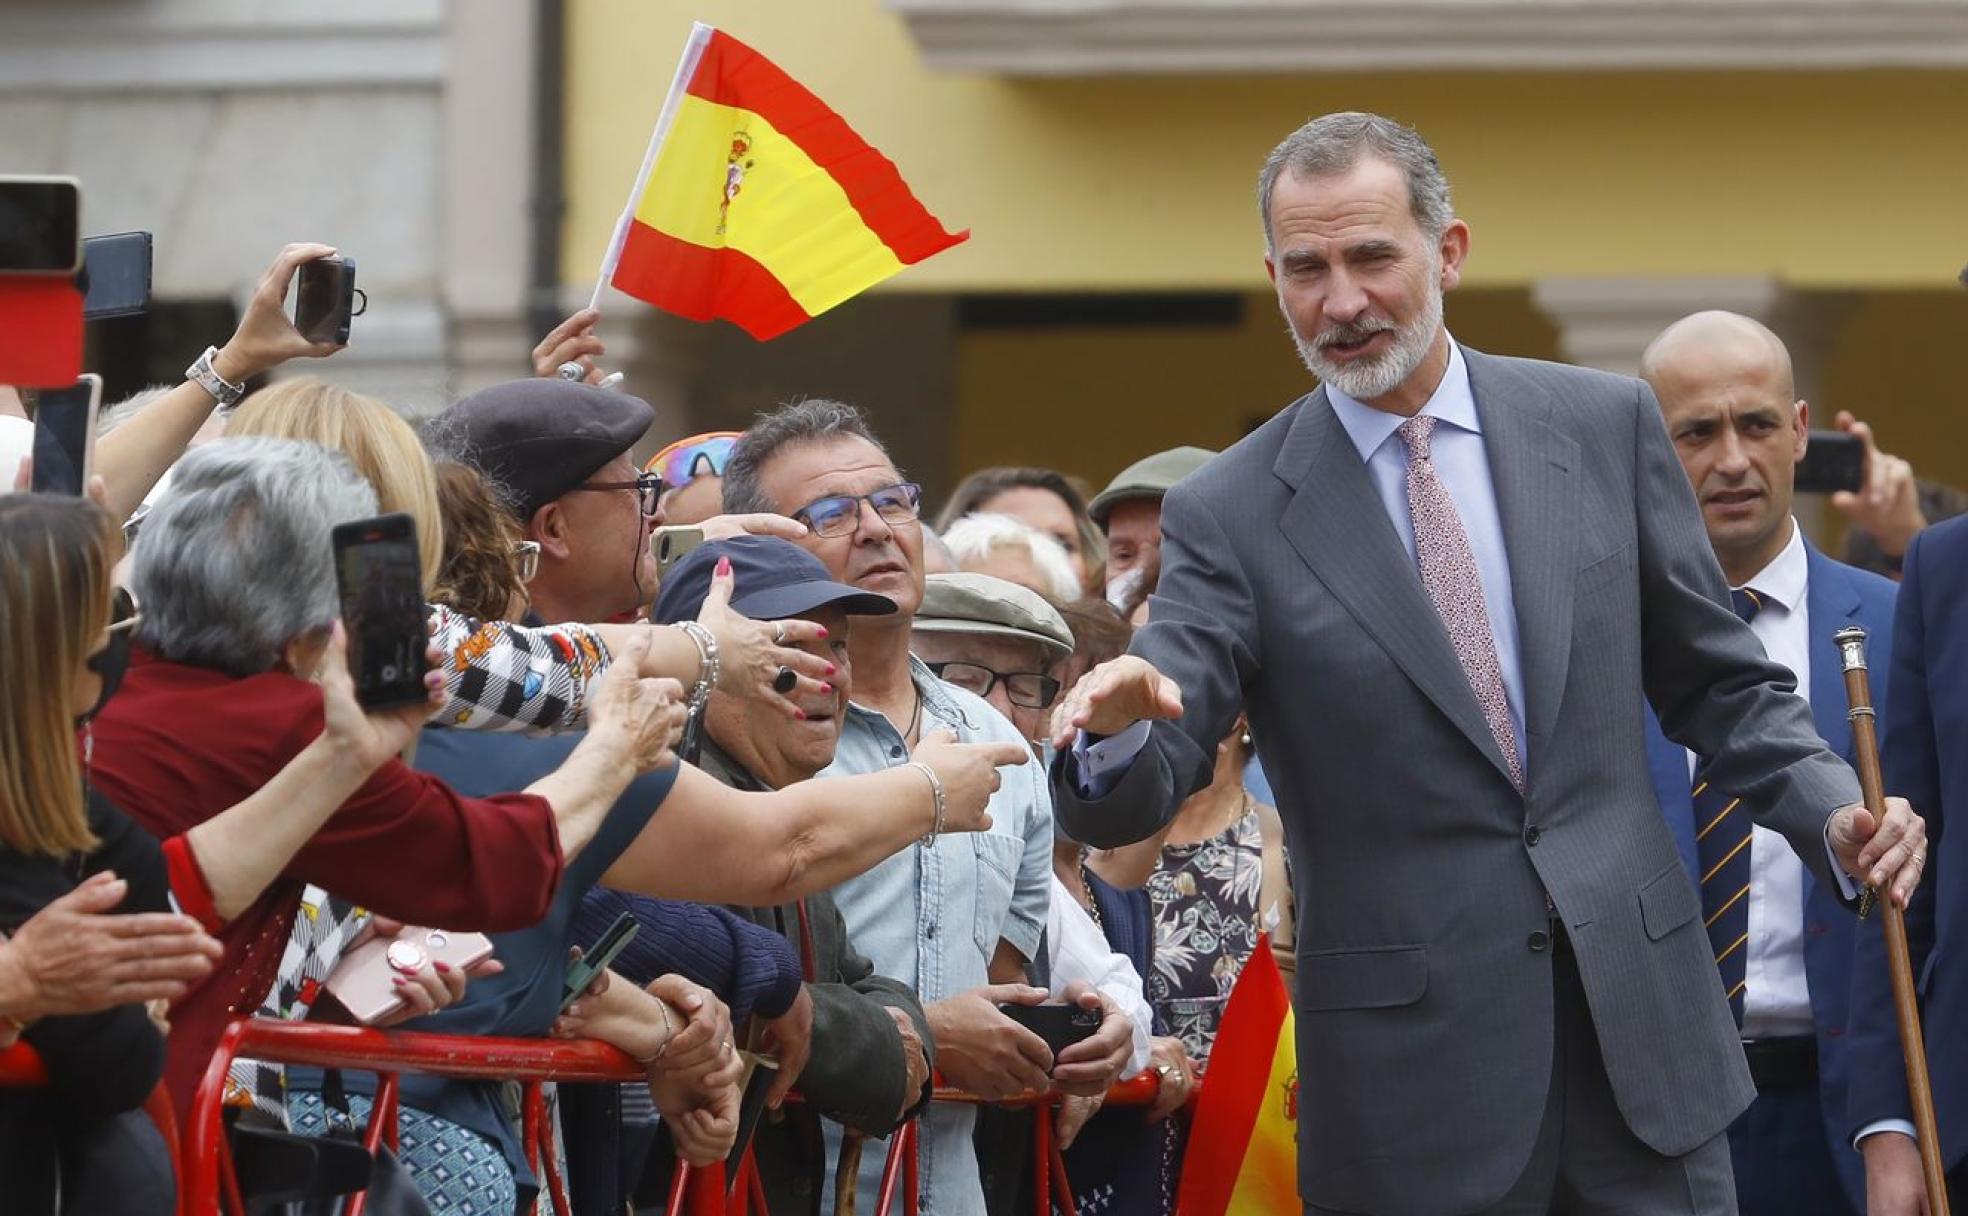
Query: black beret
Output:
[[438, 379, 656, 521]]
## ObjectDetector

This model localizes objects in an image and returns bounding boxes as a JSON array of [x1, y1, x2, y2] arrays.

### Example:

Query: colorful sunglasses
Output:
[[645, 431, 741, 490]]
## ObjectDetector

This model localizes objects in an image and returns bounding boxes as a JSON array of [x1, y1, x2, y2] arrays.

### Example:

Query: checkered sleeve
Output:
[[427, 603, 613, 734]]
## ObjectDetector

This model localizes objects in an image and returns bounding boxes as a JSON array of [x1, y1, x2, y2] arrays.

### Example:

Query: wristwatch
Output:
[[185, 345, 246, 407]]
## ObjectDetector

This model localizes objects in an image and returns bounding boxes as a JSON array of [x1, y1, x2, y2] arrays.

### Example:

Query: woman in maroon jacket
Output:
[[89, 437, 683, 1113]]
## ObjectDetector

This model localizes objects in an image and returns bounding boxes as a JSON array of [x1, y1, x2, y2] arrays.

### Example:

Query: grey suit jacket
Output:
[[1051, 348, 1862, 1215]]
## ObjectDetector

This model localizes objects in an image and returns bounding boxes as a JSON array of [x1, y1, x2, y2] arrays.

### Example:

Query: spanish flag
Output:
[[594, 23, 968, 340], [1176, 936, 1299, 1216]]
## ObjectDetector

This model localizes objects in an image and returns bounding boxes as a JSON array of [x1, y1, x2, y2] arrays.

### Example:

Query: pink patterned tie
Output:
[[1397, 415, 1525, 791]]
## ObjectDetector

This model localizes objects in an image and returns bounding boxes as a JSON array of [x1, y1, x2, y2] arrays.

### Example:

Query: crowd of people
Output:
[[0, 108, 1964, 1216]]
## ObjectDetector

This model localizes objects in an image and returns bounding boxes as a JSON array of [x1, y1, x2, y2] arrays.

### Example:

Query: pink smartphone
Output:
[[323, 926, 495, 1025]]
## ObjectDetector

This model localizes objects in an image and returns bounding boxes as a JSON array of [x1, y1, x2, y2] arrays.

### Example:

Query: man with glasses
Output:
[[722, 400, 1130, 1216], [912, 573, 1069, 751], [438, 379, 663, 623]]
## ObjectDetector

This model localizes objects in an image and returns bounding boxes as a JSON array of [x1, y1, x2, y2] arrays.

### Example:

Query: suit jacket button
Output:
[[1524, 826, 1542, 847], [1527, 930, 1551, 952]]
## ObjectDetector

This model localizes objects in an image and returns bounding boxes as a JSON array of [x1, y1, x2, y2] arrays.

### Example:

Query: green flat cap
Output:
[[914, 572, 1075, 662], [1088, 445, 1216, 526]]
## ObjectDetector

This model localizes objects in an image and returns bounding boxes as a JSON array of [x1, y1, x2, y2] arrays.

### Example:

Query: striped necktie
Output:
[[1694, 586, 1763, 1025]]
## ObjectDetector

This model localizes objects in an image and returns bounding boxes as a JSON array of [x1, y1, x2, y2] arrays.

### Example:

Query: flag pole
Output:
[[586, 21, 715, 314]]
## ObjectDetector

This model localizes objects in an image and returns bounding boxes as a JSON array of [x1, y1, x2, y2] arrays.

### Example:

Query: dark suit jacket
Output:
[[1646, 540, 1896, 1210], [1051, 347, 1864, 1214], [1848, 513, 1968, 1167]]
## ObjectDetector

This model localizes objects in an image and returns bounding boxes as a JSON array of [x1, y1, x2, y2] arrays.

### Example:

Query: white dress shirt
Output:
[[1691, 521, 1815, 1039], [1046, 874, 1153, 1078]]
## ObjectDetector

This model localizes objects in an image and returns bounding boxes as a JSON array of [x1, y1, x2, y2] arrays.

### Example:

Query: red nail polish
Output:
[[825, 663, 838, 676], [815, 626, 829, 638], [794, 708, 808, 720], [820, 683, 833, 694], [716, 556, 732, 576], [435, 961, 452, 974]]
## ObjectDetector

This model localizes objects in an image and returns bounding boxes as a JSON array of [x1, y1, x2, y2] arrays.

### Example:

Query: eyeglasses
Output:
[[568, 471, 665, 518], [512, 541, 541, 584], [646, 431, 740, 489], [793, 482, 922, 539], [925, 660, 1062, 710]]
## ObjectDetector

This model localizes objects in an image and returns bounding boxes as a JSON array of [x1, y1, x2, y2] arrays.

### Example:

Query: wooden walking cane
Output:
[[1836, 625, 1951, 1214]]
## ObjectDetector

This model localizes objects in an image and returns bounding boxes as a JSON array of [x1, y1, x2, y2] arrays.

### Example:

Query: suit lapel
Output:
[[1273, 384, 1518, 788], [1466, 350, 1581, 773]]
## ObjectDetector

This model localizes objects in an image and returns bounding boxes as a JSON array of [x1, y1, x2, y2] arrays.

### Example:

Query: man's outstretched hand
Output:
[[1828, 796, 1927, 909], [1049, 656, 1183, 750]]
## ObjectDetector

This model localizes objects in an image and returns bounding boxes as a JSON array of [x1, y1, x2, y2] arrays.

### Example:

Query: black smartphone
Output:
[[81, 231, 152, 319], [330, 512, 430, 709], [0, 177, 81, 275], [294, 255, 358, 344], [29, 373, 102, 495], [562, 912, 639, 1013], [1794, 431, 1865, 495], [997, 1002, 1101, 1065]]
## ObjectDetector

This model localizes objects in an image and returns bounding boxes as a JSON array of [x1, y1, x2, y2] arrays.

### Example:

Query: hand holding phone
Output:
[[323, 925, 495, 1025], [563, 912, 640, 1013], [996, 1001, 1101, 1066], [293, 255, 364, 345], [331, 513, 431, 710]]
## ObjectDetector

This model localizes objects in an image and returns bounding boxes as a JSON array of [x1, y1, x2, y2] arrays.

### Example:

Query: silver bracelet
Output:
[[635, 999, 678, 1064], [672, 620, 720, 707], [907, 761, 946, 845]]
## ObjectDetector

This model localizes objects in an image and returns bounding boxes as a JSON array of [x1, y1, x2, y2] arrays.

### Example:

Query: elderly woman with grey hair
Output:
[[83, 435, 686, 1117]]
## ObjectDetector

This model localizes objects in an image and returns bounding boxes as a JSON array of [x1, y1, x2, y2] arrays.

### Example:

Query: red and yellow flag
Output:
[[598, 24, 967, 340], [1176, 936, 1299, 1216]]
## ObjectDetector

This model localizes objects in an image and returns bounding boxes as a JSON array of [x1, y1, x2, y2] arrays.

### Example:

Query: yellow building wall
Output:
[[564, 2, 1968, 292]]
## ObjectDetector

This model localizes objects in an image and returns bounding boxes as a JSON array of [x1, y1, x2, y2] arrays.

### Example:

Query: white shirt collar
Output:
[[1326, 337, 1478, 463], [1735, 517, 1808, 614]]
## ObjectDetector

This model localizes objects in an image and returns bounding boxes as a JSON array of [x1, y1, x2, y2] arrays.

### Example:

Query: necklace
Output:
[[1077, 846, 1105, 934], [904, 685, 924, 747]]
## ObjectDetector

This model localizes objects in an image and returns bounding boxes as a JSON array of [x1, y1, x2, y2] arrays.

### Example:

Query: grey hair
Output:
[[721, 398, 894, 515], [942, 512, 1081, 603], [131, 436, 379, 677], [1257, 111, 1453, 253]]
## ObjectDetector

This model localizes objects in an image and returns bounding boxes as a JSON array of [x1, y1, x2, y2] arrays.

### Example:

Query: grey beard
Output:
[[1292, 282, 1444, 402]]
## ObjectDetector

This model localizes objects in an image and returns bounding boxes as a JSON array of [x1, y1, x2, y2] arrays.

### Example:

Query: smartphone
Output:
[[0, 176, 81, 275], [562, 912, 639, 1013], [997, 1002, 1102, 1066], [323, 926, 495, 1025], [81, 231, 152, 319], [330, 512, 431, 709], [294, 255, 358, 344], [29, 373, 102, 495], [651, 525, 705, 578], [1794, 431, 1865, 495]]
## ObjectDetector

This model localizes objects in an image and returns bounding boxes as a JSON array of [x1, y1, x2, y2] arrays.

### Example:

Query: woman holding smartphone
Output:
[[0, 491, 468, 1213]]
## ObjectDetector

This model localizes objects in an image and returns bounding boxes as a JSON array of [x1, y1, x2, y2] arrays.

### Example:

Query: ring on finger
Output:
[[556, 360, 586, 382], [773, 666, 797, 695], [772, 622, 787, 646]]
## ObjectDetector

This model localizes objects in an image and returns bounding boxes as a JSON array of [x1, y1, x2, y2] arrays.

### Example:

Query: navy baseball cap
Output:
[[651, 536, 897, 625]]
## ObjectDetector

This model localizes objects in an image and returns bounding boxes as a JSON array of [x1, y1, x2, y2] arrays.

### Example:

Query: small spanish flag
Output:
[[595, 24, 968, 340], [1176, 936, 1299, 1216]]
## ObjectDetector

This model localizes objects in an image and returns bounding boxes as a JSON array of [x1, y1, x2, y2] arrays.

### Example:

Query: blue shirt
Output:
[[819, 656, 1054, 1216], [1325, 341, 1528, 776]]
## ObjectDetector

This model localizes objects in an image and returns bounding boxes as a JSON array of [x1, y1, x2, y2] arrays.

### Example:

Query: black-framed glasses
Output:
[[512, 541, 541, 584], [926, 660, 1062, 710], [794, 481, 922, 539], [569, 472, 665, 518]]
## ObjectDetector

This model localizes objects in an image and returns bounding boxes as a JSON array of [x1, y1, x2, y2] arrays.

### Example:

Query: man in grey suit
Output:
[[1046, 111, 1928, 1215]]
